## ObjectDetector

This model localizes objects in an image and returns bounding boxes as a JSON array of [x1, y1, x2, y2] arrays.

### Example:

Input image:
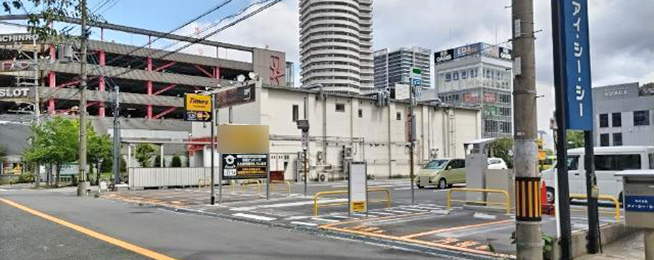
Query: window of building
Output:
[[335, 103, 345, 112], [461, 70, 468, 79], [292, 105, 299, 122], [613, 133, 623, 146], [568, 155, 579, 171], [649, 153, 654, 169], [358, 109, 363, 118], [445, 73, 451, 82], [453, 72, 459, 81], [470, 69, 477, 78], [612, 113, 622, 127], [600, 134, 610, 147], [396, 112, 402, 121], [599, 114, 609, 128], [595, 154, 641, 171], [634, 110, 650, 126]]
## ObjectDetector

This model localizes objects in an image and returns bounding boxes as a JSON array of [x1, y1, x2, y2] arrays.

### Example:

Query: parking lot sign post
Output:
[[552, 0, 597, 257]]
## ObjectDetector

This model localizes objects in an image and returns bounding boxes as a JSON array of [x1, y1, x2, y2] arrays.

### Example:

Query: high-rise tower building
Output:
[[374, 47, 432, 90], [299, 0, 373, 93]]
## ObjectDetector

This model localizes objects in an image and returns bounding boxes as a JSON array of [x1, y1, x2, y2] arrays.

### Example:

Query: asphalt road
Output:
[[0, 188, 448, 260]]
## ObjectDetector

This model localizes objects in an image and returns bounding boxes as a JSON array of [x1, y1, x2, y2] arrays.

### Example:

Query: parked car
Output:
[[542, 146, 654, 204], [416, 158, 466, 189], [488, 157, 508, 170]]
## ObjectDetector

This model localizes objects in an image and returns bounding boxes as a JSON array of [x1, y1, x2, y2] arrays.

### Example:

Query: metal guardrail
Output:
[[240, 179, 262, 194], [313, 188, 391, 216], [270, 180, 291, 196], [446, 188, 511, 214], [570, 194, 621, 222], [197, 178, 211, 189]]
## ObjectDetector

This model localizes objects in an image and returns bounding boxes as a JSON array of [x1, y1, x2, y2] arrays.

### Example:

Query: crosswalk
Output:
[[224, 203, 450, 227]]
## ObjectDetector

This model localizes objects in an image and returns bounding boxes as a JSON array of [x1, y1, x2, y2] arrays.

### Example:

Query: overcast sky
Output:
[[3, 0, 652, 142]]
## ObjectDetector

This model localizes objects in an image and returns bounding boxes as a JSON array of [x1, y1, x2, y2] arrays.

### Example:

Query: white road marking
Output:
[[232, 213, 277, 221], [311, 217, 340, 223], [291, 221, 318, 227], [229, 198, 347, 211], [369, 211, 395, 216], [398, 208, 428, 212], [393, 187, 414, 191], [327, 215, 351, 219], [384, 209, 412, 214], [285, 216, 311, 220]]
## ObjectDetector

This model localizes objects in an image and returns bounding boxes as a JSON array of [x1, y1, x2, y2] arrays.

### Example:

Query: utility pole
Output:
[[512, 0, 543, 259], [409, 82, 415, 205], [210, 93, 216, 205], [112, 86, 120, 191], [77, 0, 90, 196], [32, 37, 41, 188]]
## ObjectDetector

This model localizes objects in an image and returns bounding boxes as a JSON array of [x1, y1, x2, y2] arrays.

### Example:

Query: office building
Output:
[[299, 0, 373, 93], [593, 82, 654, 147], [434, 43, 514, 138], [373, 47, 431, 90]]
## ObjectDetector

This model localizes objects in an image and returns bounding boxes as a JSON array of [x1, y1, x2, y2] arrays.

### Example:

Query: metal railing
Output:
[[313, 188, 391, 216], [270, 180, 292, 196], [570, 194, 621, 222], [446, 188, 511, 214], [240, 179, 262, 194]]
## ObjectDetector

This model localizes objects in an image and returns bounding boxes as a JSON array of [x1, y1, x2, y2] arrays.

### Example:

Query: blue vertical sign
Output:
[[560, 0, 593, 130]]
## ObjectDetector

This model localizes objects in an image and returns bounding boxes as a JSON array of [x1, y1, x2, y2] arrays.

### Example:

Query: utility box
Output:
[[464, 138, 495, 204], [615, 170, 654, 229]]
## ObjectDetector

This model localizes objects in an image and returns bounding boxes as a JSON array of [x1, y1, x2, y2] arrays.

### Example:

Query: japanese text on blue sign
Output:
[[625, 196, 654, 213], [561, 0, 593, 130]]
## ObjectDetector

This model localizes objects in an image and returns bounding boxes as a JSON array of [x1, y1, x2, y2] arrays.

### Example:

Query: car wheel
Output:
[[546, 188, 555, 204], [417, 184, 425, 189], [438, 178, 448, 189]]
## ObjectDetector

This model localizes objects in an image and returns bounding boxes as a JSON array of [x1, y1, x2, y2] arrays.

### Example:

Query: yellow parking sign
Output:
[[185, 94, 212, 112]]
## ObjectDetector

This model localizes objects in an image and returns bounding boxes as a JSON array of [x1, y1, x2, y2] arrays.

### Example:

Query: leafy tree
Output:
[[87, 126, 112, 185], [135, 143, 157, 168], [153, 155, 165, 168], [490, 137, 514, 169], [567, 131, 585, 149], [0, 143, 6, 158], [2, 0, 104, 42], [171, 155, 182, 168], [24, 117, 79, 187]]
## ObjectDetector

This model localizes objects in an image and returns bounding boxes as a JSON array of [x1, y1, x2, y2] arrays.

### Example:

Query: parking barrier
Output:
[[446, 188, 511, 214], [240, 179, 262, 194], [270, 180, 292, 196], [313, 188, 391, 216], [569, 194, 621, 222]]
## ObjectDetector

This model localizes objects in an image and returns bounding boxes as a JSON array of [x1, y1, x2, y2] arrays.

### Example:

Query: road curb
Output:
[[103, 196, 509, 260]]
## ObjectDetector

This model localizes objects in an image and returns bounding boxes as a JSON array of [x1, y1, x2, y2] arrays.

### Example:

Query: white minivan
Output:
[[542, 146, 654, 204]]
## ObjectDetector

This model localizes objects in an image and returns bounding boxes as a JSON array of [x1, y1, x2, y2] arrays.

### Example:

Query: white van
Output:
[[542, 146, 654, 204]]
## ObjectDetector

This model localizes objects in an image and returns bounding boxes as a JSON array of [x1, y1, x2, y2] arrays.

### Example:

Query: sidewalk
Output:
[[576, 232, 645, 260]]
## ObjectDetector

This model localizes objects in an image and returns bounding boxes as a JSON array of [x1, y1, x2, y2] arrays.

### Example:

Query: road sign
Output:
[[221, 153, 268, 180], [558, 0, 593, 130], [411, 78, 422, 87], [184, 94, 212, 122], [301, 131, 309, 150], [215, 84, 256, 109], [349, 162, 368, 214]]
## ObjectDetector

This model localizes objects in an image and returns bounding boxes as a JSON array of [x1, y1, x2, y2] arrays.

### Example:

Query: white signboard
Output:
[[349, 162, 368, 213], [394, 84, 410, 100]]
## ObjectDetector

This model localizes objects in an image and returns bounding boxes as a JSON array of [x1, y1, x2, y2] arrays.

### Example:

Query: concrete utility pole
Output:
[[112, 86, 120, 191], [512, 0, 543, 259], [77, 0, 90, 196]]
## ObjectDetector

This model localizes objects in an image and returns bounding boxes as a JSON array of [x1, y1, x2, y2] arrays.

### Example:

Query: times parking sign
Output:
[[221, 154, 268, 180]]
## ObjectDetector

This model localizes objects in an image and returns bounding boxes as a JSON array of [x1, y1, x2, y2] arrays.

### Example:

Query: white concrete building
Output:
[[190, 82, 482, 181], [299, 0, 374, 93], [374, 47, 432, 90]]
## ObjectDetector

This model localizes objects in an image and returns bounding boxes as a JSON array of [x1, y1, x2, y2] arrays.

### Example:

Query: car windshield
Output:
[[423, 160, 448, 170], [489, 159, 500, 165]]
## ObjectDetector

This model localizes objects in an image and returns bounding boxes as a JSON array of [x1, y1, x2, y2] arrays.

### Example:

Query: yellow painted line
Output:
[[400, 219, 514, 239], [0, 198, 180, 260]]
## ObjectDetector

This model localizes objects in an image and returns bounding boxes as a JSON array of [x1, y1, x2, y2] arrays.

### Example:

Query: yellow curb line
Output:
[[0, 198, 181, 260]]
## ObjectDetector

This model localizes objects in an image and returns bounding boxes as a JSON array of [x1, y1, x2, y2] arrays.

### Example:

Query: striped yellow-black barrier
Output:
[[515, 177, 542, 221]]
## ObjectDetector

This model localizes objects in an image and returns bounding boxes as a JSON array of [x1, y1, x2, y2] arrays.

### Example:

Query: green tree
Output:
[[87, 126, 112, 185], [24, 117, 79, 187], [0, 143, 6, 158], [2, 0, 104, 41], [135, 144, 157, 168], [171, 155, 182, 168], [490, 137, 514, 169], [153, 155, 165, 168], [567, 131, 585, 148]]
